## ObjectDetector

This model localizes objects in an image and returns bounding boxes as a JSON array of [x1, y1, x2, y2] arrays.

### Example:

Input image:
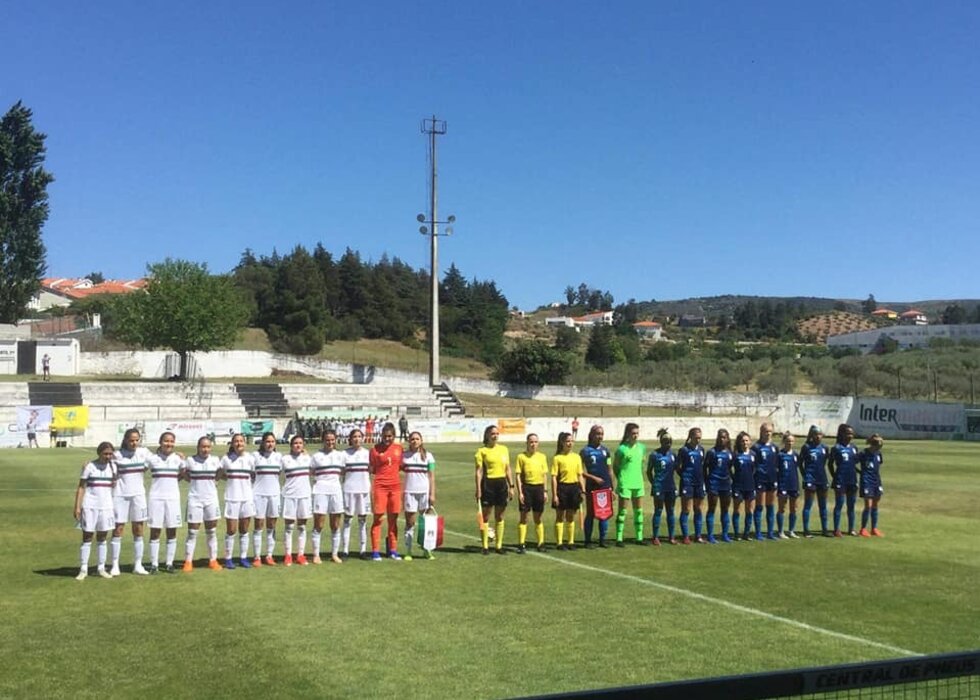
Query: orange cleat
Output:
[[284, 554, 293, 567], [264, 555, 276, 566], [296, 554, 309, 566], [207, 559, 221, 571], [182, 559, 193, 573], [859, 528, 871, 537], [871, 528, 884, 537], [252, 557, 263, 568]]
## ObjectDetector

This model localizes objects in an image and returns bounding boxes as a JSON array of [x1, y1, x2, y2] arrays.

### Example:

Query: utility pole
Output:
[[418, 116, 455, 388]]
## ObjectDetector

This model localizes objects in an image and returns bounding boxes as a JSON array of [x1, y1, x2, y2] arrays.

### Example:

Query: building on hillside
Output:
[[632, 320, 663, 340], [573, 310, 614, 327], [827, 323, 980, 353], [899, 309, 928, 326], [545, 316, 576, 328], [871, 308, 898, 320], [678, 314, 706, 328], [29, 278, 147, 313]]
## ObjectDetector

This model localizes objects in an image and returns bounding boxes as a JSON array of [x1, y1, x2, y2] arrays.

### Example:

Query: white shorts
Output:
[[186, 498, 220, 524], [403, 492, 430, 514], [80, 507, 115, 533], [282, 496, 312, 520], [224, 500, 257, 520], [113, 494, 147, 524], [253, 494, 281, 520], [344, 492, 371, 517], [148, 498, 182, 529], [313, 492, 344, 515]]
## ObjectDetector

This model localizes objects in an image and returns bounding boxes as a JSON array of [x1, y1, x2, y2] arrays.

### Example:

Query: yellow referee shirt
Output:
[[516, 452, 548, 485], [475, 444, 510, 479], [551, 453, 584, 484]]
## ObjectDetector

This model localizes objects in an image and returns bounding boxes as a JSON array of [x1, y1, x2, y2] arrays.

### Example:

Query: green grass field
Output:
[[0, 440, 977, 699]]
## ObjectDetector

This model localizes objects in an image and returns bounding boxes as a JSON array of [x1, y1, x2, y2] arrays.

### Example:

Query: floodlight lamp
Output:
[[417, 213, 426, 222], [445, 226, 454, 236], [420, 226, 428, 235], [447, 215, 456, 223]]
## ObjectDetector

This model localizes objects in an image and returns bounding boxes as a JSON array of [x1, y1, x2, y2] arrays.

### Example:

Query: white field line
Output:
[[444, 527, 921, 658]]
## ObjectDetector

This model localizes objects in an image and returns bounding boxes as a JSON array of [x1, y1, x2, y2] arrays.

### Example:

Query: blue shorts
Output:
[[860, 485, 883, 499], [755, 479, 776, 492], [779, 489, 799, 499], [833, 482, 857, 494], [653, 489, 676, 501], [733, 490, 755, 502], [681, 484, 706, 499], [804, 481, 828, 491], [708, 481, 731, 496]]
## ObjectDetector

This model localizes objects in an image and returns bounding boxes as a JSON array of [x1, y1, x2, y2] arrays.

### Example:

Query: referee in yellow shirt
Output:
[[475, 425, 513, 554], [551, 432, 586, 551], [515, 433, 549, 553]]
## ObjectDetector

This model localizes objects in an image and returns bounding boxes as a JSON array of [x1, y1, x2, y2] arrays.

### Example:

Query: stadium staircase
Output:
[[234, 384, 292, 418], [280, 383, 447, 419], [433, 382, 465, 417], [29, 382, 83, 406]]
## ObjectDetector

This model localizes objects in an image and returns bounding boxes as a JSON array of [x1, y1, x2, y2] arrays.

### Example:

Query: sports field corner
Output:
[[0, 439, 977, 699]]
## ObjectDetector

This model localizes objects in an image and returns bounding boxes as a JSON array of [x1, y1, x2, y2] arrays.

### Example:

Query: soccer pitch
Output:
[[0, 440, 977, 698]]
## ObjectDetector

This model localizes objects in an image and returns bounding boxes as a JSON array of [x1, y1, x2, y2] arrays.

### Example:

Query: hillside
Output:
[[796, 311, 879, 343]]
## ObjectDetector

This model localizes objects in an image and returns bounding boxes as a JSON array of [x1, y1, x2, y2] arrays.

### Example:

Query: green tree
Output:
[[553, 325, 580, 352], [0, 101, 53, 322], [941, 304, 966, 325], [585, 325, 624, 370], [110, 259, 249, 378], [266, 246, 328, 355], [862, 294, 877, 314], [493, 340, 571, 385], [86, 271, 105, 284]]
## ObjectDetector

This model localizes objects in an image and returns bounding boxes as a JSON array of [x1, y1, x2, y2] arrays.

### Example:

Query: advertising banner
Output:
[[496, 418, 527, 436], [17, 406, 52, 432], [847, 398, 964, 439], [52, 406, 89, 430], [241, 419, 275, 437]]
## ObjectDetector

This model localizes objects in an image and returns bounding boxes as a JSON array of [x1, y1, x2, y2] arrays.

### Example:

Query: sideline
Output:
[[444, 527, 921, 658]]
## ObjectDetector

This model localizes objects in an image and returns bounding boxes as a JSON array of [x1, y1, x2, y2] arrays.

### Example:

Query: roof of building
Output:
[[41, 277, 146, 299], [632, 321, 661, 328], [900, 309, 925, 317], [871, 308, 897, 315]]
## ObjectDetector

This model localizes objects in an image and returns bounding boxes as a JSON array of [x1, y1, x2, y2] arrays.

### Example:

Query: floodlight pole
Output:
[[419, 116, 452, 388]]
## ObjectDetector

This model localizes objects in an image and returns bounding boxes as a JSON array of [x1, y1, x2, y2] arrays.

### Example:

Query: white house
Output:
[[632, 321, 663, 340]]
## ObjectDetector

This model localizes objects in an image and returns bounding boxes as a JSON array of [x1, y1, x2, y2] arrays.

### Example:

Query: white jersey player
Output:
[[311, 429, 345, 564], [110, 428, 152, 576], [342, 429, 372, 559], [73, 442, 117, 580], [402, 431, 438, 560], [182, 436, 222, 572], [252, 432, 283, 566], [146, 431, 184, 574], [221, 433, 257, 569], [281, 435, 312, 566]]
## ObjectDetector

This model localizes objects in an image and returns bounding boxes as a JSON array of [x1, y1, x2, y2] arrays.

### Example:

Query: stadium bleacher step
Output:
[[234, 383, 292, 418], [28, 382, 83, 407], [432, 382, 466, 417]]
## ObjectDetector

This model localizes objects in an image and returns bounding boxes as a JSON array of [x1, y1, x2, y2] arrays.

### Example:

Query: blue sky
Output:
[[3, 2, 978, 310]]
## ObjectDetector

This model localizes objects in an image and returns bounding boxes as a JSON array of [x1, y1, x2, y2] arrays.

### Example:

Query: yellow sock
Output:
[[495, 520, 505, 550], [518, 523, 527, 545], [567, 521, 576, 545], [481, 523, 488, 549], [536, 523, 544, 546], [556, 521, 565, 545]]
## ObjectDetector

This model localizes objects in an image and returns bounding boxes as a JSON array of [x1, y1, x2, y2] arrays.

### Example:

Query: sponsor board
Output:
[[848, 398, 964, 439]]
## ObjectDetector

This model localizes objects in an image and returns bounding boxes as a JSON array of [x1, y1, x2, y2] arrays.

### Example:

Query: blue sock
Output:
[[861, 509, 869, 529], [680, 512, 689, 537], [833, 495, 844, 530], [871, 508, 879, 530], [705, 512, 714, 537], [732, 512, 740, 535], [666, 511, 675, 538], [598, 518, 608, 541], [802, 499, 812, 531], [753, 508, 762, 536], [789, 513, 797, 532], [693, 511, 703, 538], [584, 515, 594, 543], [766, 505, 775, 536], [846, 492, 857, 531], [653, 507, 662, 538], [721, 512, 730, 537], [819, 498, 828, 531], [776, 512, 784, 533]]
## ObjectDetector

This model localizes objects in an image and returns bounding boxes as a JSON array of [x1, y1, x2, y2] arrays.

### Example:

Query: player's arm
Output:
[[474, 452, 483, 501], [427, 465, 436, 507], [505, 460, 515, 499], [73, 475, 86, 521], [827, 447, 837, 479], [550, 464, 559, 508], [515, 460, 525, 505], [577, 463, 586, 493], [646, 454, 655, 488]]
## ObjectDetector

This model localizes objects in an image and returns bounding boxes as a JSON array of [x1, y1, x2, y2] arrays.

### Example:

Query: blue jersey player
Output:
[[581, 425, 613, 547], [646, 429, 677, 545], [775, 432, 800, 538], [704, 429, 733, 543], [730, 432, 756, 541], [857, 434, 885, 537], [798, 425, 830, 537], [676, 427, 705, 544], [751, 423, 779, 541], [828, 423, 859, 536]]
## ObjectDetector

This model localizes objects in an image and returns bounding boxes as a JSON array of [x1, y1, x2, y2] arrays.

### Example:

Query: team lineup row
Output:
[[72, 420, 885, 579]]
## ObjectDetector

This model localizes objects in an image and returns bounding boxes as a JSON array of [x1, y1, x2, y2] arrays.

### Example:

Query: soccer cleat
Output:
[[696, 536, 707, 544], [848, 530, 858, 537], [224, 558, 236, 570], [767, 533, 778, 541], [296, 554, 308, 566], [389, 552, 401, 561], [481, 548, 490, 556], [283, 554, 293, 567], [359, 552, 371, 561], [165, 564, 176, 574], [133, 564, 149, 575], [872, 528, 884, 537], [208, 559, 222, 571], [424, 550, 435, 560], [788, 532, 800, 539], [371, 552, 383, 562], [536, 544, 546, 553], [682, 536, 692, 545], [669, 537, 680, 545], [238, 558, 252, 569], [721, 534, 733, 543], [778, 532, 789, 540], [264, 555, 277, 566], [706, 535, 718, 544], [756, 533, 765, 541], [182, 559, 193, 573], [652, 537, 661, 546], [331, 554, 343, 564], [598, 539, 607, 548], [635, 539, 647, 546], [859, 528, 871, 537], [147, 565, 159, 575], [97, 567, 113, 579], [803, 530, 812, 539], [833, 530, 843, 538], [615, 540, 626, 548], [403, 554, 413, 561], [252, 557, 263, 568], [109, 563, 121, 577], [823, 530, 832, 538], [75, 569, 87, 581], [495, 547, 507, 555], [516, 545, 526, 554], [312, 555, 322, 564]]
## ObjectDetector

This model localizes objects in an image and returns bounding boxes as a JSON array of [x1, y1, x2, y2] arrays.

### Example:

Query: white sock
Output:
[[284, 524, 294, 556], [312, 529, 322, 556], [133, 538, 144, 565], [342, 518, 352, 554], [239, 532, 249, 558], [165, 538, 177, 566], [253, 530, 263, 557], [206, 528, 217, 560], [80, 541, 92, 570], [111, 536, 122, 565], [224, 534, 234, 559], [266, 529, 276, 556], [331, 530, 341, 556], [97, 540, 107, 569], [185, 529, 198, 559], [149, 539, 160, 566], [358, 517, 367, 553], [297, 525, 307, 555], [405, 526, 414, 554]]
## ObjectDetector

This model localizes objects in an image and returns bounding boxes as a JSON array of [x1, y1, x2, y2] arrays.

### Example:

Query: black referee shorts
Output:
[[520, 484, 545, 514], [481, 477, 509, 508]]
